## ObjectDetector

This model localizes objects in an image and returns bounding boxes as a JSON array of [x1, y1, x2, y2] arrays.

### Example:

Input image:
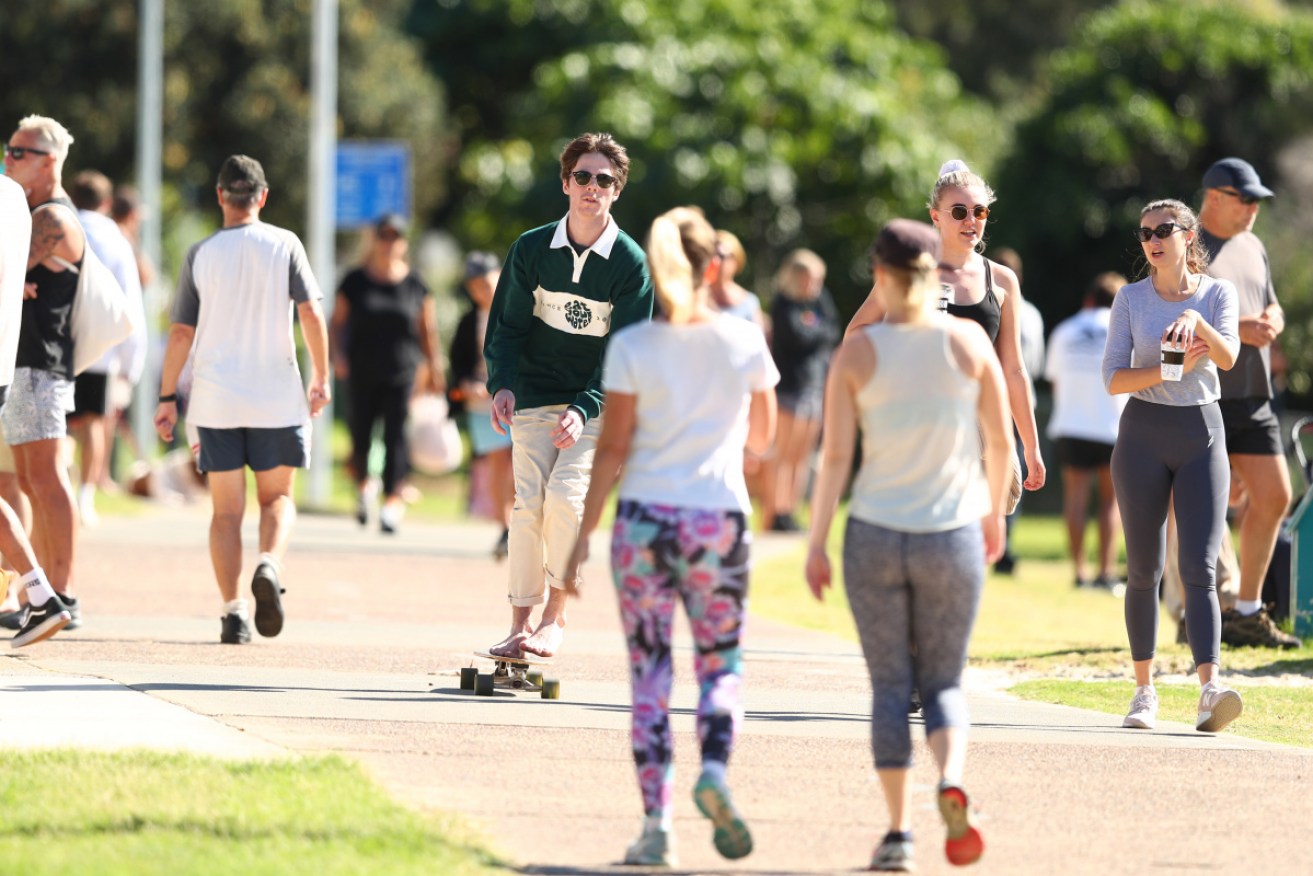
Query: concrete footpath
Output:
[[2, 502, 1310, 875]]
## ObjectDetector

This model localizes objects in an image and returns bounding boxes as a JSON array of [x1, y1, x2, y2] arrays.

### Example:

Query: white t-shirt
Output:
[[78, 209, 147, 380], [1045, 307, 1126, 444], [171, 221, 321, 429], [0, 177, 31, 388], [604, 314, 779, 513]]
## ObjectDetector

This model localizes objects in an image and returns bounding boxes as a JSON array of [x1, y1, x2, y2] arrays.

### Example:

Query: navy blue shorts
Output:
[[196, 425, 310, 473]]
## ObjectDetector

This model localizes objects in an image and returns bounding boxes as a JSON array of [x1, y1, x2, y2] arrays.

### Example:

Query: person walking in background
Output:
[[807, 220, 1010, 872], [483, 132, 653, 659], [1197, 158, 1298, 649], [0, 171, 71, 648], [330, 213, 444, 535], [68, 170, 147, 526], [3, 115, 86, 631], [1103, 198, 1242, 733], [154, 155, 331, 645], [449, 250, 513, 559], [1045, 272, 1128, 590], [709, 229, 766, 334], [846, 161, 1046, 517], [763, 248, 838, 533], [563, 206, 777, 867], [989, 246, 1044, 575]]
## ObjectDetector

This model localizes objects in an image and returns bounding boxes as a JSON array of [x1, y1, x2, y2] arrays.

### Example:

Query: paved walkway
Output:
[[2, 502, 1310, 874]]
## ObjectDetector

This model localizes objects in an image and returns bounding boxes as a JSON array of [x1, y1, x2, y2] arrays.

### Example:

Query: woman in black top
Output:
[[330, 214, 444, 534], [765, 248, 840, 532], [846, 161, 1047, 505]]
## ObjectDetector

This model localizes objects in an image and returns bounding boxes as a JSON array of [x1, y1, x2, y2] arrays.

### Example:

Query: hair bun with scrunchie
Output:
[[938, 159, 970, 178]]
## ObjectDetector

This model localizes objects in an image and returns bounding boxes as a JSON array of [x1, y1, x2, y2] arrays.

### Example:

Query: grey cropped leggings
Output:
[[843, 517, 983, 769], [1111, 398, 1228, 668]]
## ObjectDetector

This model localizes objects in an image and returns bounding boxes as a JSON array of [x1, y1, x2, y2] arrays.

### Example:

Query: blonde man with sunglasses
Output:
[[483, 132, 653, 659], [1197, 158, 1298, 649]]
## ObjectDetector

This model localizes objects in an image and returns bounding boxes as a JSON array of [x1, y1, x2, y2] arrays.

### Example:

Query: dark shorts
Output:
[[71, 371, 111, 417], [1055, 437, 1115, 471], [196, 425, 310, 474], [1218, 398, 1282, 456]]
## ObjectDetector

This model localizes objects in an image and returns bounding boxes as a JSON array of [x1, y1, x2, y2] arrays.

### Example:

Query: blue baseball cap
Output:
[[1201, 158, 1273, 200]]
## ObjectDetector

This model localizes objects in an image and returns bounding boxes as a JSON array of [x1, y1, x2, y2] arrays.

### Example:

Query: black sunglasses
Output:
[[1216, 188, 1260, 206], [570, 170, 617, 189], [3, 144, 51, 161], [949, 204, 989, 221], [1134, 222, 1185, 243]]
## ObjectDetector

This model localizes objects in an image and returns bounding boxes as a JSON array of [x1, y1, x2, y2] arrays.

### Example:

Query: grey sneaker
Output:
[[1196, 681, 1243, 733], [870, 833, 915, 871], [1220, 607, 1300, 649], [622, 822, 676, 866], [693, 771, 753, 860], [12, 595, 71, 649], [1122, 685, 1158, 729]]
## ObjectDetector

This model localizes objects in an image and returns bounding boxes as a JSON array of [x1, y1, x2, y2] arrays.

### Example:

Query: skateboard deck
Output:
[[470, 649, 553, 693]]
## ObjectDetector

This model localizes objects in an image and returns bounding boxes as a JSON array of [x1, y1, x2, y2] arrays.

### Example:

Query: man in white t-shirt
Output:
[[1044, 272, 1127, 590], [154, 155, 331, 645], [70, 169, 148, 526]]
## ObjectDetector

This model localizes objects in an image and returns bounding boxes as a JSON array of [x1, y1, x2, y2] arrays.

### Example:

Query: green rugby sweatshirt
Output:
[[483, 215, 653, 422]]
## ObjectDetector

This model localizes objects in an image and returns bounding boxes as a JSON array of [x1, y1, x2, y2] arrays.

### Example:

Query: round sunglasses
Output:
[[948, 204, 989, 221], [570, 170, 617, 189]]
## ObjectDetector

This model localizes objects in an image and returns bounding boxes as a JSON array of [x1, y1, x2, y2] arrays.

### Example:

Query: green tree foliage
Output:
[[0, 0, 447, 245], [995, 0, 1313, 398], [411, 0, 1001, 315]]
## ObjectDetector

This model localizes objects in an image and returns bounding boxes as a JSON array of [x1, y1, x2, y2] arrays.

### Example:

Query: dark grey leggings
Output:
[[1111, 399, 1228, 668], [843, 517, 983, 769]]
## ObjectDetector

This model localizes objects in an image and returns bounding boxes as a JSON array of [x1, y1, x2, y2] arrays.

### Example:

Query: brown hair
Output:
[[559, 132, 630, 189], [1140, 199, 1210, 276], [70, 170, 112, 211], [1086, 272, 1126, 309], [773, 249, 827, 302], [646, 206, 716, 324]]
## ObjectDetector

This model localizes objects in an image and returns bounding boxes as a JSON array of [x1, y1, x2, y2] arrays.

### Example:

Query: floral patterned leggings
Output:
[[610, 499, 750, 817]]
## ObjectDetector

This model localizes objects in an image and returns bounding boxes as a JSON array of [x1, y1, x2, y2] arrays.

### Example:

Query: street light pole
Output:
[[307, 0, 338, 508], [133, 0, 164, 459]]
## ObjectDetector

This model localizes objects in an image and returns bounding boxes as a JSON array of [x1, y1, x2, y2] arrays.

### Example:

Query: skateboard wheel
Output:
[[527, 670, 544, 688], [541, 678, 561, 700], [475, 673, 494, 696], [459, 667, 478, 690]]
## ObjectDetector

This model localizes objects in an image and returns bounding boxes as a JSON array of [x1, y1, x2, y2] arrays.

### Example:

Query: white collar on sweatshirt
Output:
[[550, 212, 619, 259]]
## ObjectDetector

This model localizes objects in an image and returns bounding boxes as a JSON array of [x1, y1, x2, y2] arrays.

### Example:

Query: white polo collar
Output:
[[550, 212, 619, 259]]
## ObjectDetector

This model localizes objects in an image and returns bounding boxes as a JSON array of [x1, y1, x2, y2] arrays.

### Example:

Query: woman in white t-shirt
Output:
[[806, 219, 1011, 873], [563, 207, 778, 867]]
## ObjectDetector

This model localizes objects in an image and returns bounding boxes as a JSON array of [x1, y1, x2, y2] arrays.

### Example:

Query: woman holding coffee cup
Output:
[[1102, 198, 1241, 733]]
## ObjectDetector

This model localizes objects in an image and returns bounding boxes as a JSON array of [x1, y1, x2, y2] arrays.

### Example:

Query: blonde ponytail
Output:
[[646, 207, 717, 324]]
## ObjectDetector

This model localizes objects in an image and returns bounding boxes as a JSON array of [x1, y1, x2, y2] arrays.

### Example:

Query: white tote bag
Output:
[[60, 245, 135, 376], [407, 393, 464, 475]]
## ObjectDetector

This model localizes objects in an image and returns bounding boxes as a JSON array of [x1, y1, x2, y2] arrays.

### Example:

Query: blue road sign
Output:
[[335, 141, 411, 228]]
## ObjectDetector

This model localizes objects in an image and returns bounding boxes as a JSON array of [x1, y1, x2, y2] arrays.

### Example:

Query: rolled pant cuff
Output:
[[508, 593, 546, 608]]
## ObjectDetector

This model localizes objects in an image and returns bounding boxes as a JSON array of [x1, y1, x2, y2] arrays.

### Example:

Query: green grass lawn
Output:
[[749, 511, 1313, 748], [0, 752, 505, 876]]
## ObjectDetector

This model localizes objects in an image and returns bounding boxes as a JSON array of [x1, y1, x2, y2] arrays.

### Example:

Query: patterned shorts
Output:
[[1, 367, 76, 446]]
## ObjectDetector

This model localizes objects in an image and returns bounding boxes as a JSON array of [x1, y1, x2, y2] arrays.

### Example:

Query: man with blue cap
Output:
[[1198, 157, 1298, 648]]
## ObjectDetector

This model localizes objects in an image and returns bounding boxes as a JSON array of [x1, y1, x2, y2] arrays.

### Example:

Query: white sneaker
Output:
[[1122, 685, 1157, 729], [623, 821, 676, 866], [1196, 681, 1243, 733]]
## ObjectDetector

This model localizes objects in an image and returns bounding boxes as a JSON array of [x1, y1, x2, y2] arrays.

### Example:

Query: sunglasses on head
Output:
[[570, 170, 617, 189], [3, 144, 51, 161], [1134, 222, 1185, 243], [949, 204, 989, 221], [1216, 188, 1260, 206]]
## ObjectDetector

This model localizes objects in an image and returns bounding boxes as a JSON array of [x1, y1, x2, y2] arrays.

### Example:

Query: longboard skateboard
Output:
[[465, 650, 560, 698]]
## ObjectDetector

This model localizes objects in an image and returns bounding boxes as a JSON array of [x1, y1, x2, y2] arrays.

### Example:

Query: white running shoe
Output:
[[1122, 685, 1158, 729], [1196, 681, 1243, 733], [623, 820, 676, 866]]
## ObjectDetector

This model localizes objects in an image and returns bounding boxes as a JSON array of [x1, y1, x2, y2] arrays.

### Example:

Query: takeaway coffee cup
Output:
[[1161, 340, 1185, 381], [937, 283, 953, 313]]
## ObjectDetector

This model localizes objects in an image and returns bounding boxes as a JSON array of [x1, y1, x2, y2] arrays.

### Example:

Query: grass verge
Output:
[[0, 752, 505, 876], [749, 511, 1313, 748]]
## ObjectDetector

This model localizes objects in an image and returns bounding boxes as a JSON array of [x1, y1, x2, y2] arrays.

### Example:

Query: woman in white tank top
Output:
[[806, 219, 1012, 872]]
